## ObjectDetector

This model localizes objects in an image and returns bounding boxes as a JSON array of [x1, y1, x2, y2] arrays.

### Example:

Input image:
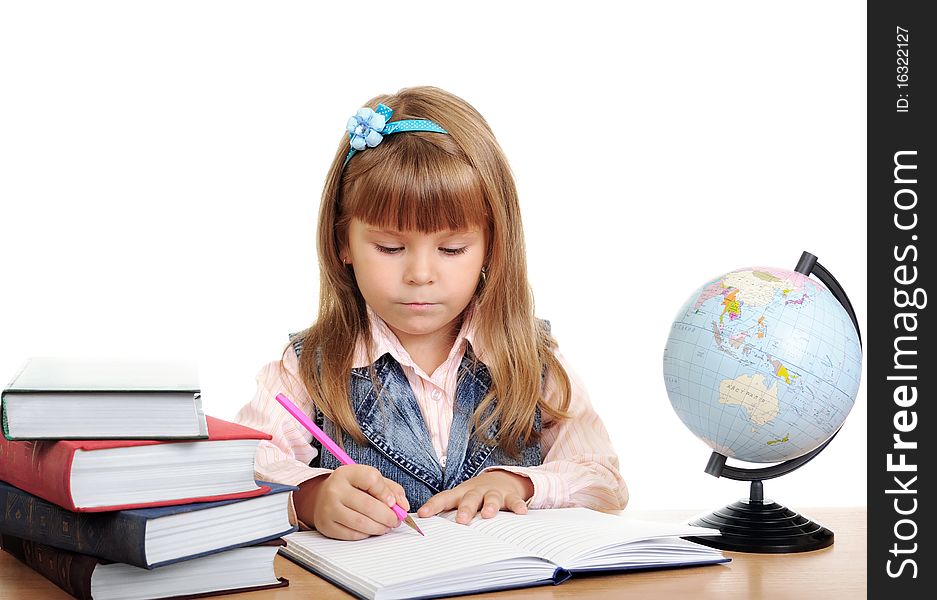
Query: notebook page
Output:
[[282, 516, 557, 600], [569, 537, 727, 571], [453, 507, 721, 569]]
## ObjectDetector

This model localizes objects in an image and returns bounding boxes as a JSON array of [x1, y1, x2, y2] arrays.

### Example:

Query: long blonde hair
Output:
[[290, 86, 571, 456]]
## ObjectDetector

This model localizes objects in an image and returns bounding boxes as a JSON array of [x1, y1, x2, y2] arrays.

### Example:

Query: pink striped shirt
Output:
[[234, 307, 628, 523]]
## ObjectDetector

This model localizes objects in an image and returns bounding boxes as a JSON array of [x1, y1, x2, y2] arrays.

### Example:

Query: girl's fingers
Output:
[[342, 490, 401, 530], [346, 467, 403, 516], [387, 479, 410, 511], [505, 495, 528, 514], [418, 490, 457, 517], [480, 490, 504, 518], [417, 474, 534, 521], [455, 490, 485, 524], [321, 520, 372, 541], [335, 502, 397, 537]]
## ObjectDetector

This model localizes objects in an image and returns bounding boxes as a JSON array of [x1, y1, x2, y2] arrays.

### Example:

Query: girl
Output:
[[235, 86, 627, 541]]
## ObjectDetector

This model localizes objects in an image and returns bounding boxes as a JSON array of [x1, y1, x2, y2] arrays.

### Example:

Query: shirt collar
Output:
[[352, 304, 482, 373]]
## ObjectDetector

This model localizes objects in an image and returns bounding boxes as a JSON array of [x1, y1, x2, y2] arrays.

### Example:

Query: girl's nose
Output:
[[405, 252, 435, 285]]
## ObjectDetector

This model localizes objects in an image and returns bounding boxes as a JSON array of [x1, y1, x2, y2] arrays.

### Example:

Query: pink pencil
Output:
[[275, 392, 425, 536]]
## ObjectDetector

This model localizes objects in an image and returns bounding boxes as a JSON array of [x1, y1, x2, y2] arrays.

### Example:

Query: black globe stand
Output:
[[685, 477, 834, 553], [684, 251, 860, 554]]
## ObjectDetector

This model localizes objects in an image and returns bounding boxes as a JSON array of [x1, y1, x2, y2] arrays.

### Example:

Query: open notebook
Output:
[[281, 507, 728, 600]]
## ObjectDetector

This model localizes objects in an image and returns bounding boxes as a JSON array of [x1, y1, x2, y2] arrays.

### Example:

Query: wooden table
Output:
[[0, 508, 866, 600]]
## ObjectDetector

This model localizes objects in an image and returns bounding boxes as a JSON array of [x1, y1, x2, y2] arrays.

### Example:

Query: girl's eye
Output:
[[373, 245, 468, 256]]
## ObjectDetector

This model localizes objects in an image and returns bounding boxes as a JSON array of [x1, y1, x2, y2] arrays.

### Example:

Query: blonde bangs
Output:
[[340, 133, 489, 233]]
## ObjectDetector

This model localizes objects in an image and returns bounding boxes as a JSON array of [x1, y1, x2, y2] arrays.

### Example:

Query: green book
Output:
[[2, 357, 207, 440]]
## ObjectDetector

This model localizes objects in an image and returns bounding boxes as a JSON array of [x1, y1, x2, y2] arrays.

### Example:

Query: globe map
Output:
[[663, 267, 862, 464]]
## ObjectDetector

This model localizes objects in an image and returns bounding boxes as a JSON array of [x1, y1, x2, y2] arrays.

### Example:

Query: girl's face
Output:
[[344, 218, 486, 351]]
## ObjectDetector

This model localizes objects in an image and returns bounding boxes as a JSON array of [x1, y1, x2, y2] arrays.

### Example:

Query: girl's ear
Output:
[[336, 221, 353, 266], [338, 237, 351, 265]]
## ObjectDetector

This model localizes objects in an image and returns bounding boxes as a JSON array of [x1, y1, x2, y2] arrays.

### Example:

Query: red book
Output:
[[0, 416, 271, 512]]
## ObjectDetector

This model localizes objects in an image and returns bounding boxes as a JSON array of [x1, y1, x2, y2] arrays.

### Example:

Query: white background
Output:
[[0, 2, 866, 511]]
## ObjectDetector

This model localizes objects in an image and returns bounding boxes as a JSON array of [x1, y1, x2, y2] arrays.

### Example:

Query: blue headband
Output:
[[344, 103, 448, 166]]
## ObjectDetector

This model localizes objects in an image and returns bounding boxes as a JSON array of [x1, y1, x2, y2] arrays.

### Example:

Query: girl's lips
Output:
[[403, 302, 437, 310]]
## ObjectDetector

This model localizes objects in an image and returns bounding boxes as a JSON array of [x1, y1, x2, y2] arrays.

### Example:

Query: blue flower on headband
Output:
[[346, 108, 387, 151], [343, 103, 447, 166]]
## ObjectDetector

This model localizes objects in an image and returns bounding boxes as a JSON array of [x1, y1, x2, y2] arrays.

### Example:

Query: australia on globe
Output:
[[663, 267, 862, 464]]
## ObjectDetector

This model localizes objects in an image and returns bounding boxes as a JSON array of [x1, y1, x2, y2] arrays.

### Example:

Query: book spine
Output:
[[1, 533, 97, 600], [1, 357, 34, 440], [0, 484, 148, 567], [552, 566, 572, 584], [1, 397, 10, 440], [0, 438, 77, 511]]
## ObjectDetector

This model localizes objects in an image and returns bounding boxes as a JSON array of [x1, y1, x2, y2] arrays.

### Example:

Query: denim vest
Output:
[[290, 334, 542, 508]]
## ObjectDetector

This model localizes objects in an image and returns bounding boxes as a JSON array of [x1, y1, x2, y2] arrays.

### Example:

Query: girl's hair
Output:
[[289, 86, 571, 456]]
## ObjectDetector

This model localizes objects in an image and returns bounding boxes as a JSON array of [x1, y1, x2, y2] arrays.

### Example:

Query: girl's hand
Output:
[[295, 464, 410, 540], [417, 471, 534, 524]]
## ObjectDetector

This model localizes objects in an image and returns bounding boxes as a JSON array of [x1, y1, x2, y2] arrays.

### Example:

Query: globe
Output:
[[661, 253, 862, 553], [663, 265, 862, 464]]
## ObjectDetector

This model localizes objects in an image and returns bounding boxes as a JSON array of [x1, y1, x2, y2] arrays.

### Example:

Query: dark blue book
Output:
[[0, 480, 297, 569], [1, 534, 288, 600]]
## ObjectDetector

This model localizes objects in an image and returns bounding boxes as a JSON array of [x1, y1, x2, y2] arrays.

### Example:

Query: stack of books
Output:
[[0, 357, 297, 600]]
